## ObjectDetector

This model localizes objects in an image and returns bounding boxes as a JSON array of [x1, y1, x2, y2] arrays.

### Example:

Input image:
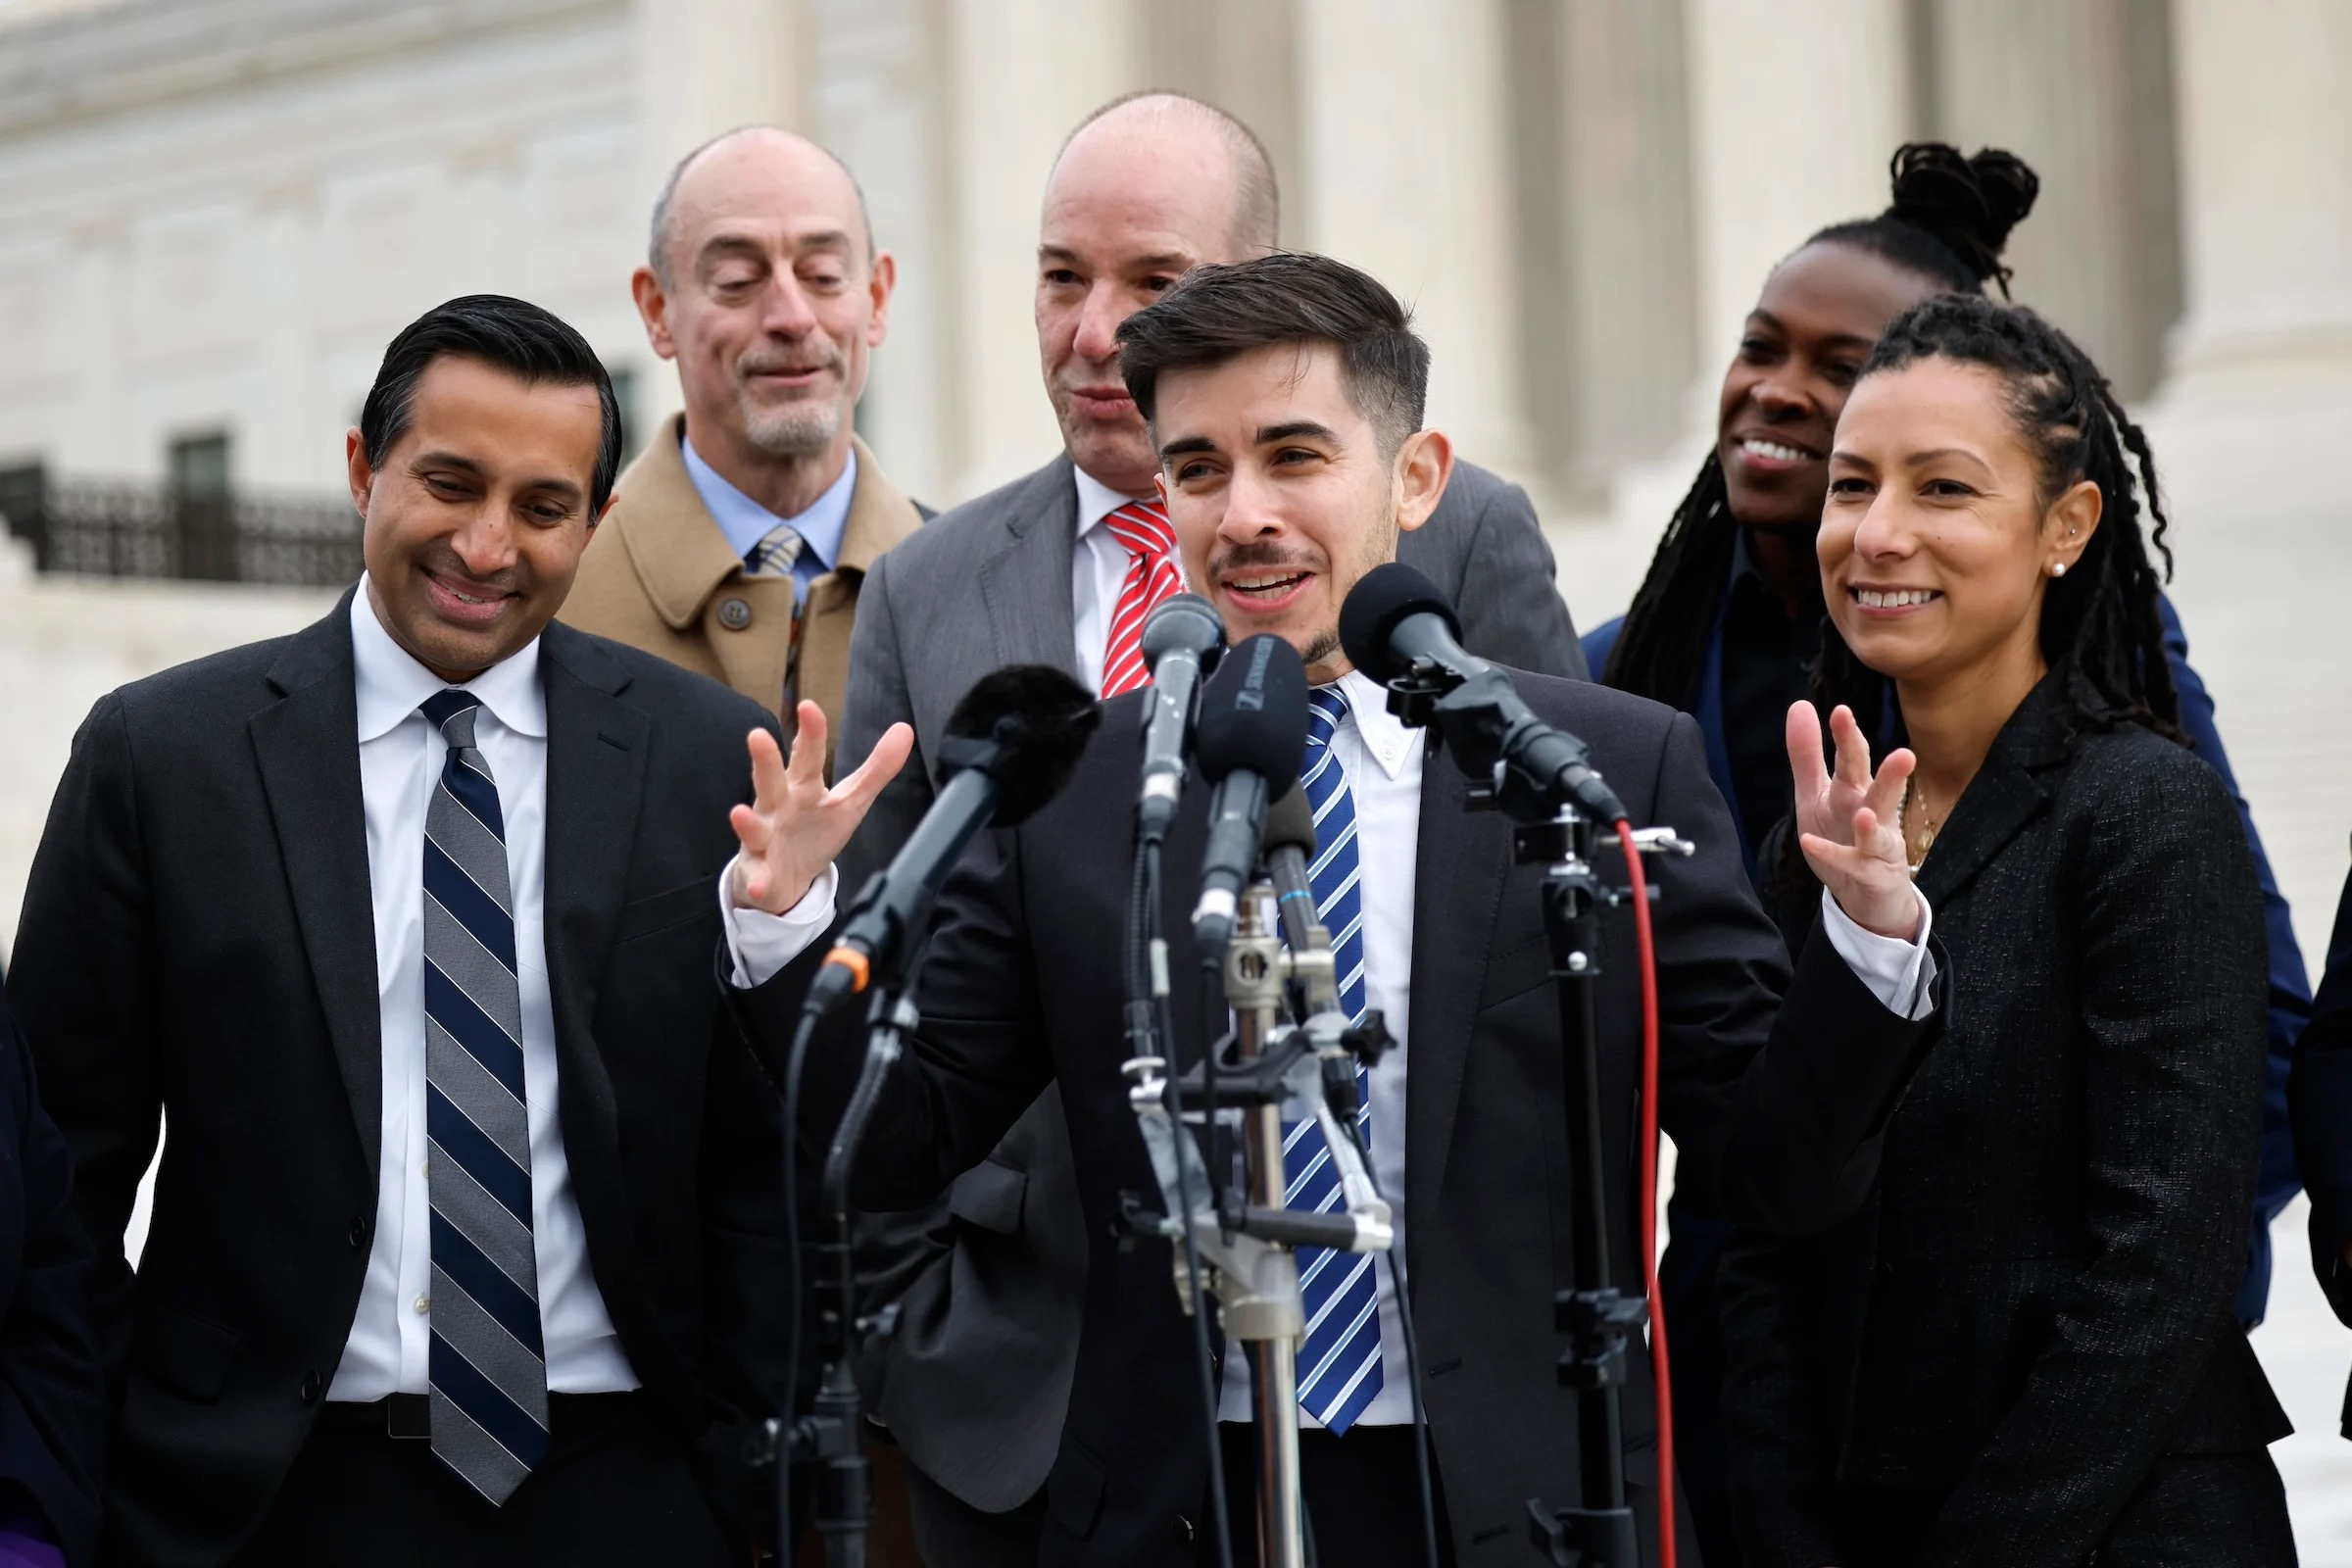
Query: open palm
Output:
[[728, 701, 912, 915], [1787, 701, 1922, 941]]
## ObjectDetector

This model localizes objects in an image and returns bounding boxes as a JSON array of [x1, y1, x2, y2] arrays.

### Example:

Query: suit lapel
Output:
[[1403, 739, 1515, 1237], [535, 625, 651, 1237], [978, 458, 1083, 678], [1912, 675, 2073, 909], [250, 593, 383, 1168]]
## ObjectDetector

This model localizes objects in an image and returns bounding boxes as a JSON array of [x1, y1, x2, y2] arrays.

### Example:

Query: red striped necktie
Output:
[[1098, 498, 1182, 698]]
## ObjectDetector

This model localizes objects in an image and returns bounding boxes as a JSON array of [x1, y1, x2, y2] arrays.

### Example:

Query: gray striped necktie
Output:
[[419, 690, 549, 1504], [745, 521, 805, 578]]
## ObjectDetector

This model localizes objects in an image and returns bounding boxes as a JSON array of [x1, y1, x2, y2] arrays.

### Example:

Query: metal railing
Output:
[[0, 465, 362, 587]]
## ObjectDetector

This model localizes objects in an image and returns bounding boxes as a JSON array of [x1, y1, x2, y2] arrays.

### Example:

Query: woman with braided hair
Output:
[[1584, 144, 2308, 1568], [1719, 296, 2294, 1567]]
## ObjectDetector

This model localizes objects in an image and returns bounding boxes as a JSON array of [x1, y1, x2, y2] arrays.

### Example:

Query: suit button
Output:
[[348, 1216, 368, 1250], [717, 597, 753, 630], [300, 1370, 322, 1404]]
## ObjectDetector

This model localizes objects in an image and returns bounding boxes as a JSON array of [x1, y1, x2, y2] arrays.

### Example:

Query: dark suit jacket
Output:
[[1719, 676, 2289, 1568], [0, 985, 105, 1565], [786, 670, 1939, 1565], [833, 453, 1589, 1511], [7, 595, 799, 1564], [2287, 850, 2352, 1435]]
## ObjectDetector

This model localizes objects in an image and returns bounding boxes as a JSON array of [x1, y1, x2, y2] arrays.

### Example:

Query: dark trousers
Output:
[[901, 1450, 1049, 1567], [1213, 1421, 1455, 1568], [237, 1392, 734, 1567], [1658, 1206, 1740, 1568]]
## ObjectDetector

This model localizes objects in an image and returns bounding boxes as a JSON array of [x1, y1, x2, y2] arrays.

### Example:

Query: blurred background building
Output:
[[0, 0, 2348, 1551]]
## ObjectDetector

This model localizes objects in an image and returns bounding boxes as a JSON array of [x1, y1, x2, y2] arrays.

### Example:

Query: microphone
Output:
[[808, 665, 1100, 1014], [1339, 563, 1629, 823], [1189, 634, 1309, 956], [1259, 786, 1321, 960], [1135, 594, 1226, 845]]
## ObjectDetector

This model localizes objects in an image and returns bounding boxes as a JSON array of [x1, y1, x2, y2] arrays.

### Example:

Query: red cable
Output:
[[1616, 818, 1676, 1568]]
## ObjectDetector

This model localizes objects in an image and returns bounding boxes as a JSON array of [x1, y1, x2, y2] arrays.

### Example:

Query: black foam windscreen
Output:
[[1196, 634, 1308, 799], [1260, 784, 1317, 858], [941, 664, 1102, 826], [1339, 562, 1460, 684], [1140, 592, 1225, 671]]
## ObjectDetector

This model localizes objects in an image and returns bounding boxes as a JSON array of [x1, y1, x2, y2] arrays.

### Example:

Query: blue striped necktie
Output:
[[1283, 684, 1385, 1433], [419, 690, 549, 1504]]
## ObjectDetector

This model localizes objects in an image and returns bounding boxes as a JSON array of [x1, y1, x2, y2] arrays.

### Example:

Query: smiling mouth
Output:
[[1225, 570, 1311, 602], [1737, 435, 1821, 465], [425, 568, 515, 618], [1851, 587, 1941, 610]]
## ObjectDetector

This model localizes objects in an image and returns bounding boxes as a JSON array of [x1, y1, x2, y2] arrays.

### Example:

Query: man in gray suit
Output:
[[836, 89, 1585, 1564]]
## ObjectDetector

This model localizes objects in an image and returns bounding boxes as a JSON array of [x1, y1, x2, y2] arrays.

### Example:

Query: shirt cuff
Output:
[[720, 858, 838, 989], [1818, 886, 1938, 1021]]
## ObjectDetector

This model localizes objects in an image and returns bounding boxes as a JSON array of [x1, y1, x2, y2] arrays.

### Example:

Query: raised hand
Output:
[[728, 702, 913, 915], [1786, 701, 1922, 941]]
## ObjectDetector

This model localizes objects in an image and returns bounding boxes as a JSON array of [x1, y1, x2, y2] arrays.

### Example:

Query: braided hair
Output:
[[1806, 294, 2181, 757], [1602, 145, 2040, 706]]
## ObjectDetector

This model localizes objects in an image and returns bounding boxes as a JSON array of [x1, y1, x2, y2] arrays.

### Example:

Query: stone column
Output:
[[1682, 0, 1914, 386], [1293, 0, 1535, 479], [636, 0, 804, 170], [1922, 0, 2181, 400], [937, 0, 1145, 501]]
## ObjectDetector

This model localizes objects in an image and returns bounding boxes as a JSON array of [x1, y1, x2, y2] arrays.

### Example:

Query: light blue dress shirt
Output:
[[679, 433, 857, 604]]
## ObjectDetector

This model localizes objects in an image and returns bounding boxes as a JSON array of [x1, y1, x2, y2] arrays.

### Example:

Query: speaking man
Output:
[[836, 90, 1586, 1562], [787, 252, 1943, 1565], [8, 295, 906, 1564], [563, 127, 926, 768]]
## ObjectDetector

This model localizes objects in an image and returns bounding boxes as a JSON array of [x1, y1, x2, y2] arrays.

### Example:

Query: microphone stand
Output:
[[1377, 662, 1688, 1568]]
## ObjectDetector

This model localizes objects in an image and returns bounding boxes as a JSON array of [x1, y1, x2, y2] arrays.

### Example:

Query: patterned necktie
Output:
[[1283, 684, 1384, 1433], [1098, 498, 1181, 698], [744, 521, 805, 579], [419, 690, 549, 1504]]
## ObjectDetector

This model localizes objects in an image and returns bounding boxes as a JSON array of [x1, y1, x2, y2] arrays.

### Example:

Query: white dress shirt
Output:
[[1070, 466, 1160, 696], [332, 583, 830, 1399], [1214, 668, 1938, 1427]]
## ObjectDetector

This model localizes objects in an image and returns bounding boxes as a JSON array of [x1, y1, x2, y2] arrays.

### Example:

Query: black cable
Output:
[[1142, 839, 1236, 1568], [777, 1003, 822, 1562]]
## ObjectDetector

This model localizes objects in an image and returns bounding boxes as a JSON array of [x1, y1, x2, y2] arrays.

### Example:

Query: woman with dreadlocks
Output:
[[1586, 145, 2308, 1568], [1719, 296, 2294, 1567]]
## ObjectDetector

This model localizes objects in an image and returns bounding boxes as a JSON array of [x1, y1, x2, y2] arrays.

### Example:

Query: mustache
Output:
[[1208, 543, 1320, 576], [738, 346, 843, 378]]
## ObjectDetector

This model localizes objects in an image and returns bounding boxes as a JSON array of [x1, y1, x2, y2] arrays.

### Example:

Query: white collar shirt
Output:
[[681, 434, 857, 605]]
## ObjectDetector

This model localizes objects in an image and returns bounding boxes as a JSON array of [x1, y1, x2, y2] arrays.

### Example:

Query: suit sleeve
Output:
[[2291, 858, 2352, 1327], [1917, 762, 2268, 1568], [799, 825, 1056, 1214], [1644, 711, 1940, 1236], [5, 694, 163, 1400], [1447, 478, 1589, 680], [1717, 1228, 1845, 1568], [0, 999, 105, 1568], [838, 549, 936, 899], [2161, 596, 2311, 1326]]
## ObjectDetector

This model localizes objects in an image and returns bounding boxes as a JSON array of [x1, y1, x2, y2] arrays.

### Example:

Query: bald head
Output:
[[1051, 91, 1279, 257], [648, 126, 875, 288]]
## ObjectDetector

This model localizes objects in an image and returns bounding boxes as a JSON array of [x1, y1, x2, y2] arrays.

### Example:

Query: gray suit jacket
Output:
[[835, 452, 1584, 1510]]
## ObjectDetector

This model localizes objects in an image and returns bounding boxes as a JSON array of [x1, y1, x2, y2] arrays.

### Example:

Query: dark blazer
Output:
[[7, 594, 800, 1564], [0, 984, 105, 1565], [1719, 676, 2289, 1568], [2287, 853, 2352, 1433], [833, 453, 1589, 1512], [781, 670, 1940, 1565]]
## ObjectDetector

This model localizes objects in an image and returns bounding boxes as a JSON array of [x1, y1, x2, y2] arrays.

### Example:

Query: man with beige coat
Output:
[[564, 127, 926, 768]]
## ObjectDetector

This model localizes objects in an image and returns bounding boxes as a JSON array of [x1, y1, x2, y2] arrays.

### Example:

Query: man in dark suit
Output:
[[776, 252, 1943, 1565], [0, 980, 105, 1567], [835, 90, 1586, 1564], [7, 295, 906, 1565], [2290, 855, 2352, 1433]]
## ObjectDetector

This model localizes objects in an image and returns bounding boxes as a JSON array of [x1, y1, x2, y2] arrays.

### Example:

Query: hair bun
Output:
[[1886, 142, 2040, 294]]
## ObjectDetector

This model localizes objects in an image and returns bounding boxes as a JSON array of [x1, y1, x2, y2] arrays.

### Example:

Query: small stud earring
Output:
[[2050, 562, 2068, 577]]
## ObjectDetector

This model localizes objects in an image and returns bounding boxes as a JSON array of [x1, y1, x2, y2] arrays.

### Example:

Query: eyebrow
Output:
[[1900, 447, 1988, 468], [1038, 244, 1191, 271], [1257, 419, 1339, 446], [699, 229, 853, 263], [1747, 309, 1876, 353]]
